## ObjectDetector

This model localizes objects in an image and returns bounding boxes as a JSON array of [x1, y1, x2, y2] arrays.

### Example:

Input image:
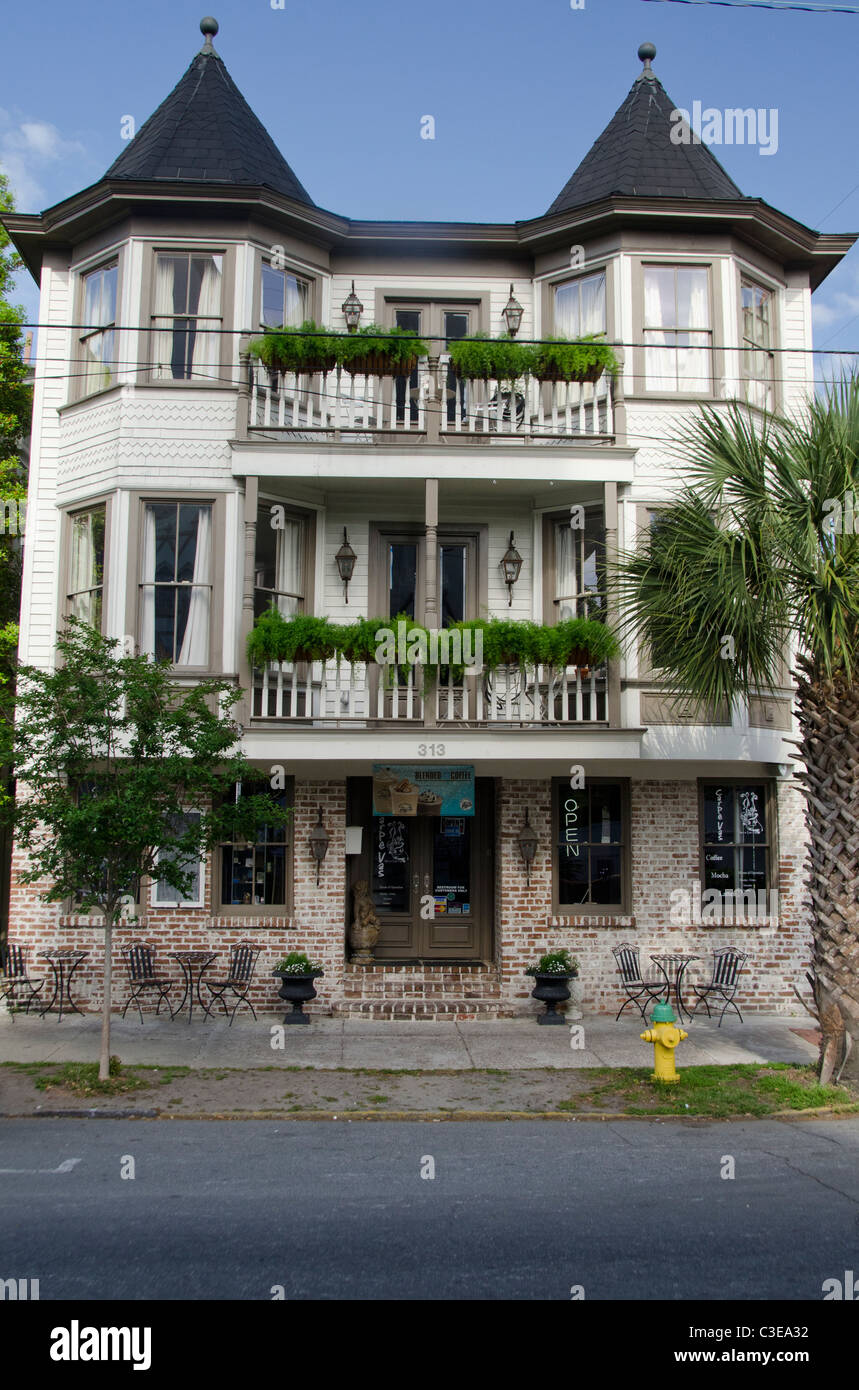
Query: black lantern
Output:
[[500, 531, 523, 606], [341, 280, 364, 332], [309, 808, 330, 887], [518, 810, 539, 887], [502, 284, 524, 337], [335, 527, 357, 603]]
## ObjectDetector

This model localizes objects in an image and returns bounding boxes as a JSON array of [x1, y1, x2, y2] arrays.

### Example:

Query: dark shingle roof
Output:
[[547, 66, 743, 216], [103, 43, 314, 205]]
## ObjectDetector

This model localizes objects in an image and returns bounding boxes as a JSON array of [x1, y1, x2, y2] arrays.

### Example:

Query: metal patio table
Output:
[[39, 948, 90, 1020], [649, 952, 703, 1024], [169, 950, 218, 1023]]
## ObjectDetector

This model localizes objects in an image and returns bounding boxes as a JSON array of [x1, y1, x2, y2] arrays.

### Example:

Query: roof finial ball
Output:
[[638, 42, 656, 75], [200, 16, 219, 51]]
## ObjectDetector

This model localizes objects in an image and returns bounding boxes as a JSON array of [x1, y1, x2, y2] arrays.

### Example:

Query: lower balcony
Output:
[[251, 662, 609, 726]]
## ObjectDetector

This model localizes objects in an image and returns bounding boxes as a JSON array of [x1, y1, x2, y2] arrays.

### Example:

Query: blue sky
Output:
[[3, 0, 859, 365]]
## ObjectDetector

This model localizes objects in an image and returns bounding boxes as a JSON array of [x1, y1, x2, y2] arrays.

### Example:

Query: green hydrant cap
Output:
[[650, 1000, 677, 1023]]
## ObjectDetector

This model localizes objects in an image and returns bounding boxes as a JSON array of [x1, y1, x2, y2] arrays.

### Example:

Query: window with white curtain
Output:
[[141, 502, 212, 665], [152, 810, 204, 907], [741, 280, 775, 410], [67, 505, 106, 629], [151, 253, 223, 381], [644, 265, 711, 393], [553, 272, 606, 338], [254, 504, 306, 619], [554, 511, 605, 620], [79, 264, 117, 396], [260, 264, 309, 328]]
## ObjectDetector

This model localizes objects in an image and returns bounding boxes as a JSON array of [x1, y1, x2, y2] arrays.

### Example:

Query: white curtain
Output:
[[644, 268, 674, 392], [189, 258, 222, 380], [151, 258, 176, 381], [554, 272, 605, 339], [676, 268, 710, 392], [555, 523, 577, 620], [276, 515, 303, 616], [141, 505, 156, 656], [178, 507, 211, 666], [70, 514, 95, 622], [579, 273, 605, 336]]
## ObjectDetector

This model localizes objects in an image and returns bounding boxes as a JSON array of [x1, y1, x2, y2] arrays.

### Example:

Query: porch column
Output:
[[424, 478, 439, 728], [238, 475, 259, 725], [603, 479, 622, 728]]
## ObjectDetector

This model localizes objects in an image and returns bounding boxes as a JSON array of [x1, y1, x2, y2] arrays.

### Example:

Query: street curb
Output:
[[1, 1104, 856, 1122]]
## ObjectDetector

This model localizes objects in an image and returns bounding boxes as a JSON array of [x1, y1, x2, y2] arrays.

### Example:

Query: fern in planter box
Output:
[[447, 334, 536, 383], [543, 618, 620, 669], [336, 324, 429, 377], [531, 334, 619, 384], [249, 320, 339, 375], [247, 610, 339, 666]]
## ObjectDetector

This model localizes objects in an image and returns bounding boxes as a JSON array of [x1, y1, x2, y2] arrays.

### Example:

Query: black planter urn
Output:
[[273, 970, 323, 1025], [530, 972, 574, 1025]]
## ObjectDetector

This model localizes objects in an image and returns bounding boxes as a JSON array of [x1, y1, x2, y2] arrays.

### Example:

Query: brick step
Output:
[[332, 998, 503, 1021]]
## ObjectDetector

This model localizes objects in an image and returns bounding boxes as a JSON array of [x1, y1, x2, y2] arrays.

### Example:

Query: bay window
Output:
[[254, 504, 308, 619], [741, 280, 775, 410], [261, 263, 309, 329], [140, 502, 212, 666], [151, 252, 223, 381], [553, 271, 606, 338], [644, 265, 711, 393]]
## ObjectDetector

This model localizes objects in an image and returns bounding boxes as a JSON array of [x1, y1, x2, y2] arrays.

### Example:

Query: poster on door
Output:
[[372, 765, 475, 817]]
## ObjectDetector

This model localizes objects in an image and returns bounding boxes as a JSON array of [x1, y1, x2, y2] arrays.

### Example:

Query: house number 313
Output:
[[418, 744, 446, 756]]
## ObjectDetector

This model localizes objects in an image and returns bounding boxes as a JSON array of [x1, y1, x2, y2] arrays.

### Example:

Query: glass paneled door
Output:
[[348, 780, 494, 959]]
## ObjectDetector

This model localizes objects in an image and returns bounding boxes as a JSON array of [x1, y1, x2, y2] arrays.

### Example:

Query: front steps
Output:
[[334, 963, 504, 1021]]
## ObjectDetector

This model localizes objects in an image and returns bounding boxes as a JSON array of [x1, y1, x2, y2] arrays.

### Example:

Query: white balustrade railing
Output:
[[252, 661, 607, 724], [248, 362, 614, 439], [249, 361, 428, 433]]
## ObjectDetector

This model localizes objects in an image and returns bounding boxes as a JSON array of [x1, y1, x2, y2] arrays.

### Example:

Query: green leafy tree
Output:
[[9, 621, 289, 1079], [610, 385, 859, 1082]]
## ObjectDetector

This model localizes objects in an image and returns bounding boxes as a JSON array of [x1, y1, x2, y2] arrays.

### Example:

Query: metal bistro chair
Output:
[[690, 948, 748, 1026], [612, 943, 666, 1022], [0, 942, 46, 1016], [203, 940, 262, 1025], [121, 940, 176, 1023]]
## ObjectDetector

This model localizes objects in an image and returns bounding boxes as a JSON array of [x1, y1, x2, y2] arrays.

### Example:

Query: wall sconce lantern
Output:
[[341, 280, 364, 332], [309, 808, 330, 887], [335, 527, 357, 602], [502, 284, 524, 337], [500, 531, 523, 606], [518, 810, 539, 887]]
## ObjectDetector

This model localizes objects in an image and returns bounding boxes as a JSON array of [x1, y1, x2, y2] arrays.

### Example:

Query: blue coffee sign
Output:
[[372, 765, 475, 817]]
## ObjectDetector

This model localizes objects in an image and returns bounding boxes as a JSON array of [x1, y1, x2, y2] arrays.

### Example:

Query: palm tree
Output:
[[610, 380, 859, 1082]]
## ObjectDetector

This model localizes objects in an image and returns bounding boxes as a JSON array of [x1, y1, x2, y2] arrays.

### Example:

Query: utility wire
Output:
[[641, 0, 859, 12]]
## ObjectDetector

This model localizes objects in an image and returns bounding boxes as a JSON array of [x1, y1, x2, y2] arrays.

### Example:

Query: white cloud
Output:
[[0, 107, 88, 210]]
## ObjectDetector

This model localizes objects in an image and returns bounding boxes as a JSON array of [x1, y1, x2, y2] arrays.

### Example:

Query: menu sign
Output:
[[372, 765, 475, 817]]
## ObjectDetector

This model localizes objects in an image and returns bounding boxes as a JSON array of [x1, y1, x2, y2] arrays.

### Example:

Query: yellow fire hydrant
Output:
[[641, 1000, 688, 1083]]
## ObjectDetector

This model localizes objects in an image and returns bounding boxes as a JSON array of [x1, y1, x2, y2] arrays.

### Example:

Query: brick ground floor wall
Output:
[[4, 776, 811, 1020]]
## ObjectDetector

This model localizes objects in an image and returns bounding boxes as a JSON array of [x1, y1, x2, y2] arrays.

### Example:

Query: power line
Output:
[[641, 0, 859, 12]]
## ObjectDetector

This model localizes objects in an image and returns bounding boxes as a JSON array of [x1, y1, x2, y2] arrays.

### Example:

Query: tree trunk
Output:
[[99, 918, 113, 1082], [794, 658, 859, 1083]]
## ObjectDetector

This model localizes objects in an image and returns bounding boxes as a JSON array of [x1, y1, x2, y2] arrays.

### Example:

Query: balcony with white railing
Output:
[[245, 357, 615, 444], [251, 661, 609, 726]]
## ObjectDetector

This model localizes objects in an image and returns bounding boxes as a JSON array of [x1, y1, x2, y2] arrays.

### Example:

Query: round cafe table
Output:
[[650, 953, 703, 1024], [169, 951, 218, 1024], [39, 949, 90, 1021]]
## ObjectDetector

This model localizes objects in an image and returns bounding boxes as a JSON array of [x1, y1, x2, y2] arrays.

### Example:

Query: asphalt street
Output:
[[2, 1117, 858, 1300]]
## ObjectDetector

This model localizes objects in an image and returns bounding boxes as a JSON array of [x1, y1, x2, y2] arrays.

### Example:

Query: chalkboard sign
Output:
[[371, 819, 410, 912]]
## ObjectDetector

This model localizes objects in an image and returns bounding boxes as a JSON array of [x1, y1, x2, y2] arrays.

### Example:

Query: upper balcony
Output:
[[242, 354, 617, 447]]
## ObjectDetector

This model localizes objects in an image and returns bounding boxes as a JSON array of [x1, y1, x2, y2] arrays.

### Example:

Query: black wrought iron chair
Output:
[[612, 943, 666, 1022], [121, 940, 176, 1023], [0, 942, 45, 1016], [203, 940, 262, 1024], [689, 948, 748, 1026]]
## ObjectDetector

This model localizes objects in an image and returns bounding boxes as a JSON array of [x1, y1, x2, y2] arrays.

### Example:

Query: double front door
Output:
[[347, 779, 494, 960]]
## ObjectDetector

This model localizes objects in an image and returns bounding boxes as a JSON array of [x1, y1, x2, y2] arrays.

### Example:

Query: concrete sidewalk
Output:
[[0, 1010, 818, 1070]]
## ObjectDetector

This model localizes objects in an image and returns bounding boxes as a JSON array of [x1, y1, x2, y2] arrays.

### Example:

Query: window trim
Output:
[[630, 257, 723, 401], [540, 257, 613, 346], [548, 268, 608, 338], [254, 498, 316, 620], [697, 778, 779, 920], [126, 492, 226, 673], [74, 257, 121, 403], [257, 260, 313, 331], [58, 495, 113, 637], [551, 777, 631, 916], [541, 504, 606, 625], [215, 776, 294, 917], [142, 245, 235, 386], [368, 521, 488, 625]]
